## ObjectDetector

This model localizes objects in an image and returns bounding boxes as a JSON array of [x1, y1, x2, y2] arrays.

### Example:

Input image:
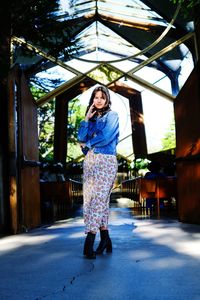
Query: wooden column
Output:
[[19, 71, 41, 230], [109, 81, 147, 159], [0, 4, 12, 233], [129, 93, 147, 159], [174, 61, 200, 224], [5, 66, 41, 233], [53, 77, 97, 166], [7, 69, 18, 233], [54, 94, 68, 167]]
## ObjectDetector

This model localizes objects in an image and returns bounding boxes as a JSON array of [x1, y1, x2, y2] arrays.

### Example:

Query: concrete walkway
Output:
[[1, 199, 200, 300]]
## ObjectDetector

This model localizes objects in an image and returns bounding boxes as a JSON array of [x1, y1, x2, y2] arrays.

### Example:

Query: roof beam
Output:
[[105, 63, 175, 101], [127, 73, 175, 101], [12, 37, 82, 76], [36, 74, 86, 106], [127, 31, 194, 75], [141, 0, 195, 55]]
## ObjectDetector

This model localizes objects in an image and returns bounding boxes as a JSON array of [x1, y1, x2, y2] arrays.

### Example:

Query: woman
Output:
[[78, 85, 119, 259]]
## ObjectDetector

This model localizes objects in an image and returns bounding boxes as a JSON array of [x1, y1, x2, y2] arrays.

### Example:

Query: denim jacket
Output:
[[77, 110, 119, 155]]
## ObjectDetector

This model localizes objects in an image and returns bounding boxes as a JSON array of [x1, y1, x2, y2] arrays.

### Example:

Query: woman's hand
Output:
[[80, 142, 86, 149], [85, 104, 96, 121], [79, 142, 89, 155]]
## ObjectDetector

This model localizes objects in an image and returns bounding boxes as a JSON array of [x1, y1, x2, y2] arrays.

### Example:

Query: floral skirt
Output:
[[83, 150, 118, 233]]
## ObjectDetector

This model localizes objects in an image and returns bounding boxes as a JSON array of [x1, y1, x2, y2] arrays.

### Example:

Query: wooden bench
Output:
[[136, 177, 177, 217]]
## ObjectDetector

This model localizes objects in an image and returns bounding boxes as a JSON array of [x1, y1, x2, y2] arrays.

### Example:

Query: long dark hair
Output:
[[85, 85, 112, 117]]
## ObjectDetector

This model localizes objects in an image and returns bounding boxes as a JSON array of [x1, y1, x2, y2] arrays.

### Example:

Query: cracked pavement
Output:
[[1, 201, 200, 300]]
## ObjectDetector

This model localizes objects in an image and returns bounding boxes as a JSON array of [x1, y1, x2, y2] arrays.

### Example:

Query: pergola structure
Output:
[[1, 0, 200, 234], [12, 0, 196, 161], [14, 0, 195, 97]]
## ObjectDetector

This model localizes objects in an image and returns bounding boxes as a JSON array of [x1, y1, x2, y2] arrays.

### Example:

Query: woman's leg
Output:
[[83, 232, 96, 259], [94, 154, 118, 254], [96, 154, 118, 230], [82, 152, 117, 256]]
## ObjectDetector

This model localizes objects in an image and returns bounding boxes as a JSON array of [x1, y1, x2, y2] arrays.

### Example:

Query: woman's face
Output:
[[93, 91, 107, 109]]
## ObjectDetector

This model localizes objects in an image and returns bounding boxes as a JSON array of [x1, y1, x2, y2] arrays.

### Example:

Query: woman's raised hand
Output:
[[85, 104, 96, 121]]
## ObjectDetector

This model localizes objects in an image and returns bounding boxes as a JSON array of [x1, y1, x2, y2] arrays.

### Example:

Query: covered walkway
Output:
[[1, 201, 200, 300], [1, 0, 200, 236]]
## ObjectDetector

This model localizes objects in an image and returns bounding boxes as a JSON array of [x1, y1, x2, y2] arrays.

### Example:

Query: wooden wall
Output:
[[174, 61, 200, 224], [7, 66, 41, 233], [19, 72, 41, 230]]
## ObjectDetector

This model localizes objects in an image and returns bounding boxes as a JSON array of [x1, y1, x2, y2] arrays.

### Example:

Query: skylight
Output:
[[59, 0, 168, 26], [74, 21, 148, 62]]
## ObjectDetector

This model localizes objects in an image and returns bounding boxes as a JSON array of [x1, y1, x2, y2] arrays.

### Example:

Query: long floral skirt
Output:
[[83, 150, 118, 233]]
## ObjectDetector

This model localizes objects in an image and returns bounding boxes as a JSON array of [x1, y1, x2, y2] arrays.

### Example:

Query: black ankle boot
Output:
[[96, 230, 112, 255], [83, 232, 96, 259]]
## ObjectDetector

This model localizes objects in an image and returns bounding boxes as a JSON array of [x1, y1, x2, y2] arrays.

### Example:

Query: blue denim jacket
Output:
[[77, 110, 119, 155]]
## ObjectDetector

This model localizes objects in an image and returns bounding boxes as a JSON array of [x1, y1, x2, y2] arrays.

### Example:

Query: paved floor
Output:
[[1, 198, 200, 300]]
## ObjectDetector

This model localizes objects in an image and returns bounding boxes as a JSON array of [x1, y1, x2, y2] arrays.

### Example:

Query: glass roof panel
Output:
[[74, 21, 148, 61], [97, 0, 167, 25], [59, 0, 168, 26], [134, 66, 169, 85], [35, 66, 76, 85], [178, 51, 194, 89], [66, 56, 99, 73]]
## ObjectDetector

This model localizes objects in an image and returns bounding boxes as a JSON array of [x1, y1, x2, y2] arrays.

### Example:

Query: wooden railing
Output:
[[121, 176, 177, 216], [69, 178, 83, 204], [121, 177, 141, 203], [40, 179, 83, 223]]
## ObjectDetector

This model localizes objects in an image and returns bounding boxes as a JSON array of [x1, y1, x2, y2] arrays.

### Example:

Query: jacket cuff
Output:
[[86, 140, 92, 149]]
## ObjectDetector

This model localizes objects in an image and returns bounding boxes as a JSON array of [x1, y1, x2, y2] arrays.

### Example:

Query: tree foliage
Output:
[[170, 0, 200, 17], [0, 0, 76, 81], [161, 119, 176, 151], [31, 86, 55, 162], [32, 83, 86, 163], [88, 64, 122, 85], [11, 0, 75, 58], [67, 98, 86, 161]]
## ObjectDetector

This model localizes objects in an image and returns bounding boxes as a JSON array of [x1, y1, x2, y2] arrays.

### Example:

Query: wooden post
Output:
[[174, 61, 200, 224], [108, 81, 147, 159], [129, 93, 147, 159], [54, 94, 68, 167], [7, 69, 18, 233]]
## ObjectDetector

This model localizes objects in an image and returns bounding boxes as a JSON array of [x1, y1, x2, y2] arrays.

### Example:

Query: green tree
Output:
[[67, 98, 86, 161], [1, 1, 75, 82], [161, 120, 176, 150], [38, 100, 55, 162], [170, 0, 200, 17], [32, 84, 86, 163], [31, 85, 55, 162], [88, 64, 122, 85], [0, 1, 76, 206]]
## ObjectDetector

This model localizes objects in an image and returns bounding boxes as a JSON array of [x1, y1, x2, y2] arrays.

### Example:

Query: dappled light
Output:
[[133, 219, 200, 259], [1, 200, 200, 299]]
